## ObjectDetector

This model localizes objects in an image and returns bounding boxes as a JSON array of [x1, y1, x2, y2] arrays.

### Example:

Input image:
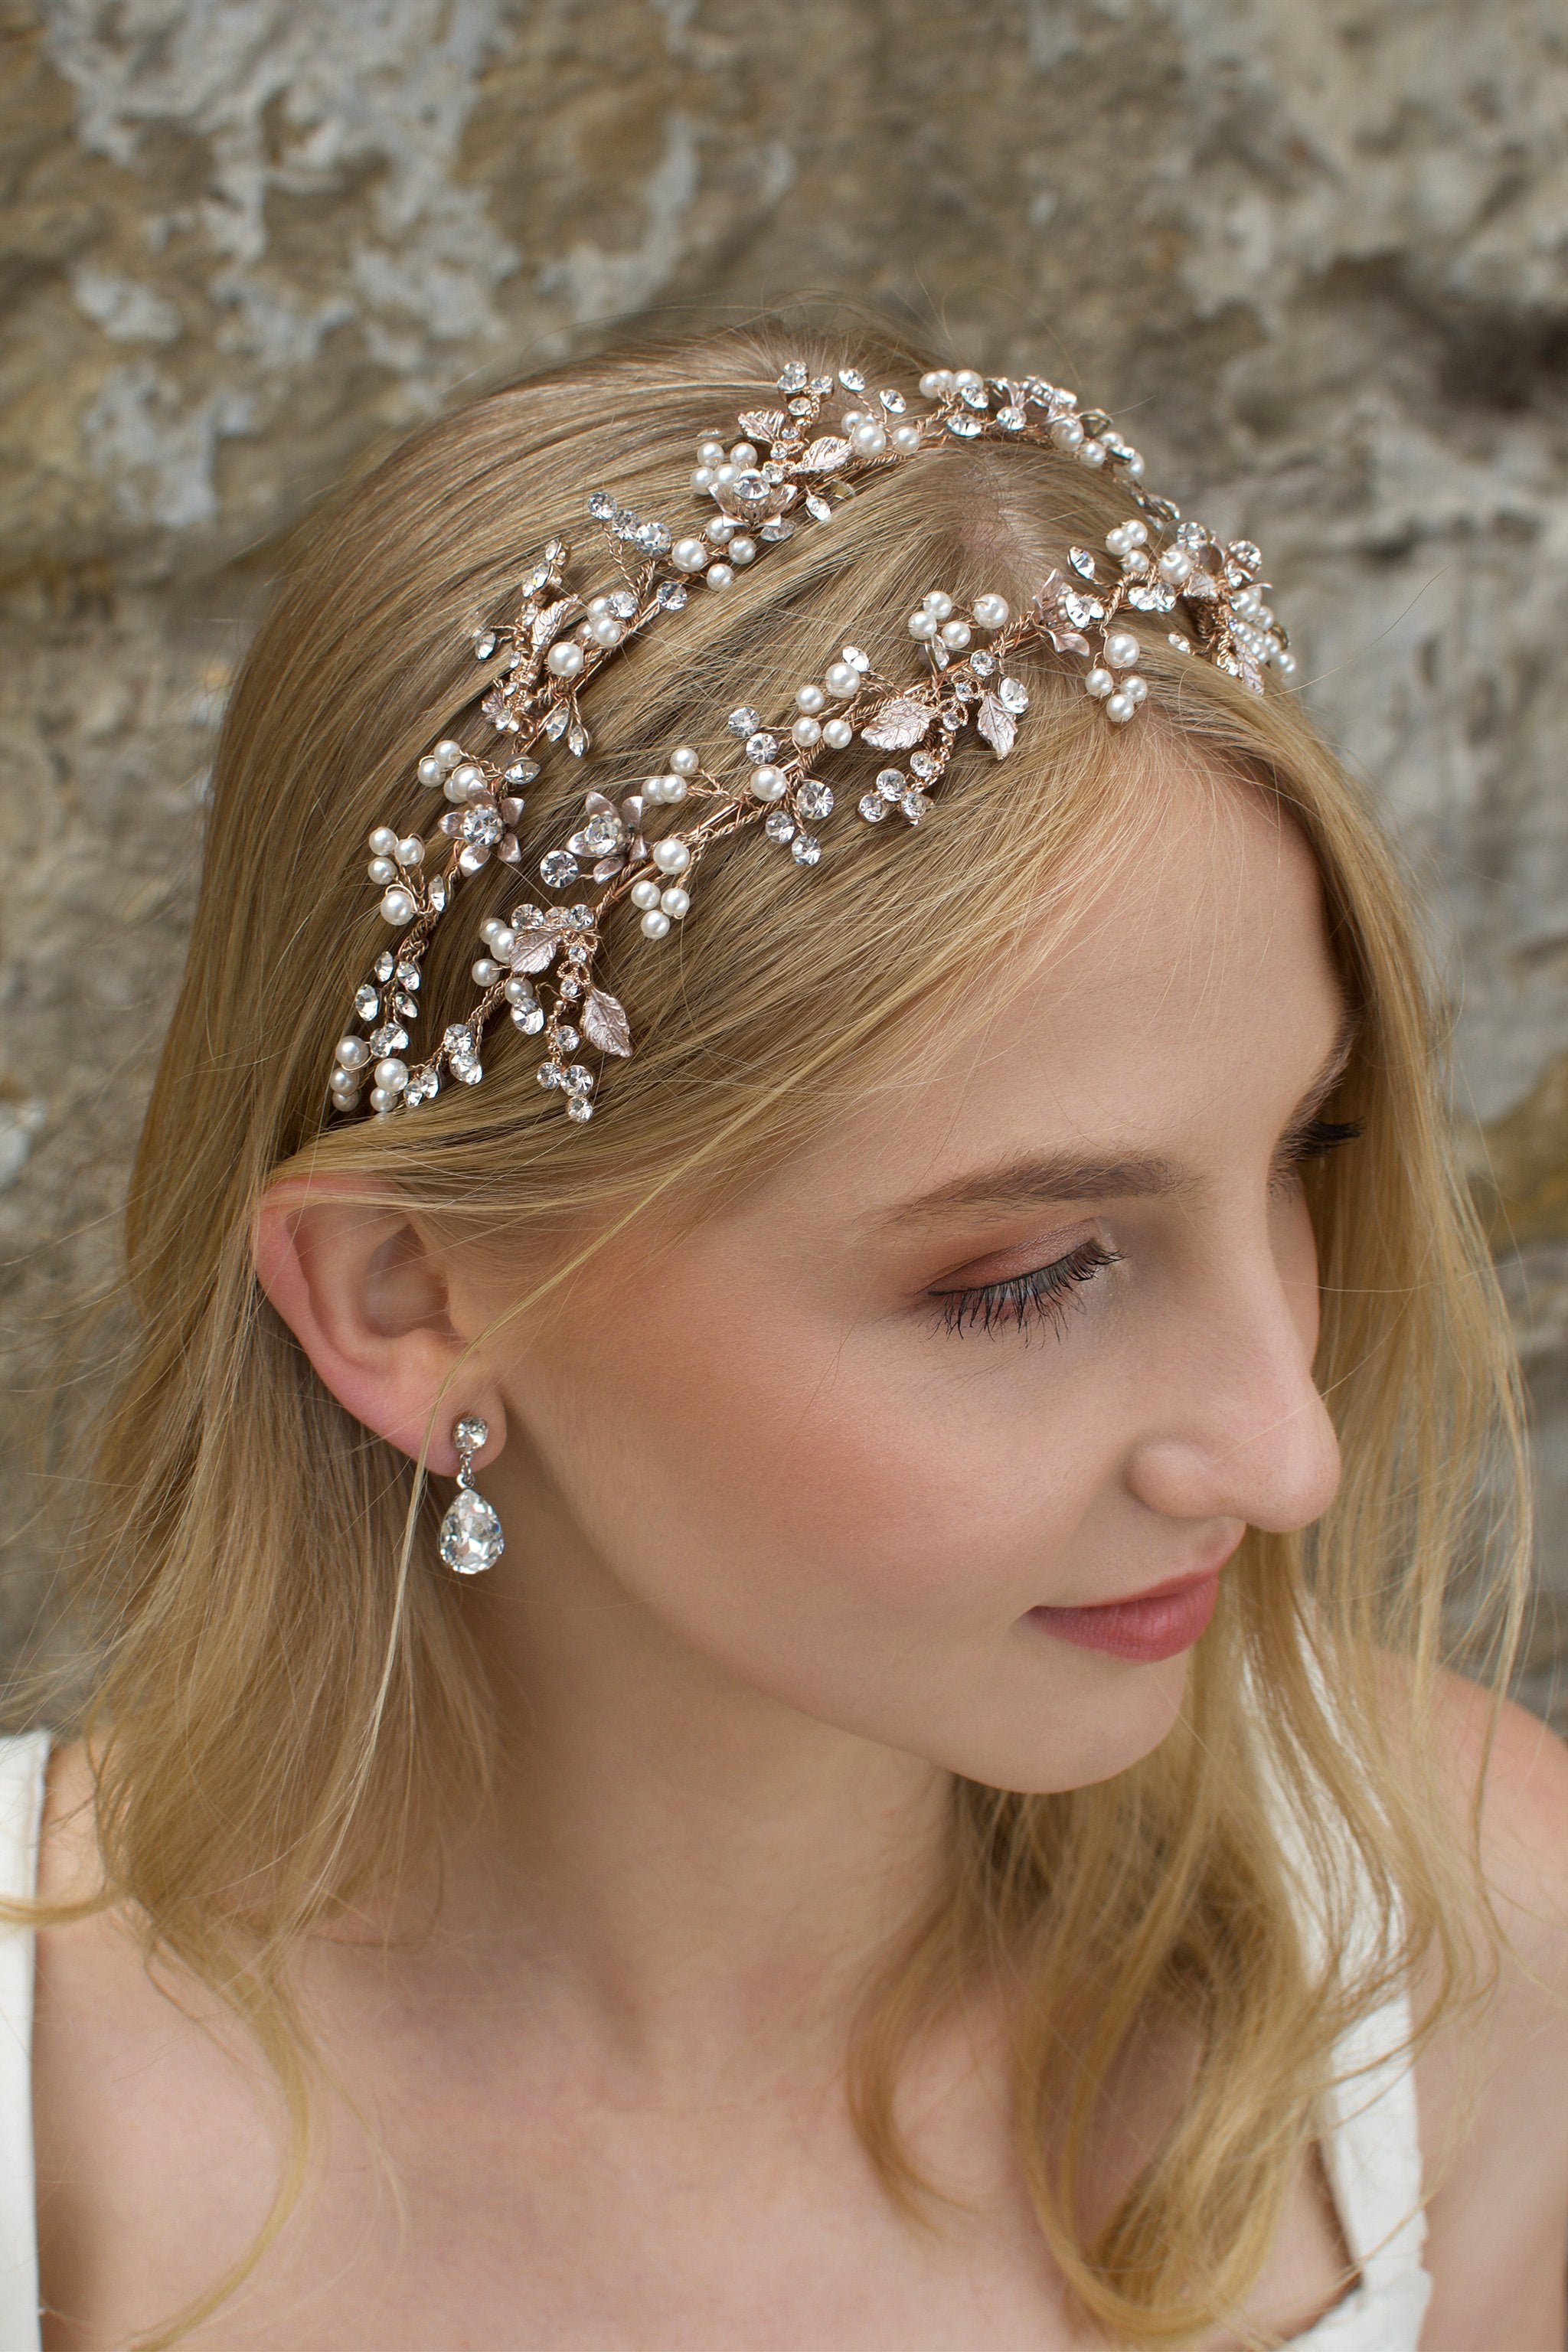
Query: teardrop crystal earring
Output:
[[437, 1414, 505, 1575]]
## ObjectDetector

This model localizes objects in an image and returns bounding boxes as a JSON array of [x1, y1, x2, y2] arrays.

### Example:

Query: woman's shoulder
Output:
[[1416, 1675, 1568, 2347]]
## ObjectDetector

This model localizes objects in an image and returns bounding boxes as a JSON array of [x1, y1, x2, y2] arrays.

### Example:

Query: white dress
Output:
[[0, 1730, 1431, 2350]]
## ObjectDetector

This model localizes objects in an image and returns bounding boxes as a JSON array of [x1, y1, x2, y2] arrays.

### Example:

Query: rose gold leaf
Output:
[[795, 436, 851, 475], [531, 598, 582, 649], [975, 693, 1018, 758], [1045, 629, 1093, 659], [738, 410, 788, 445], [481, 685, 514, 727], [583, 790, 618, 816], [508, 926, 561, 975], [860, 695, 934, 750], [582, 987, 632, 1057]]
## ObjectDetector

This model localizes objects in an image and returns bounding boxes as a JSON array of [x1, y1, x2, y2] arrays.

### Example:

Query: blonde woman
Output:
[[7, 321, 1568, 2350]]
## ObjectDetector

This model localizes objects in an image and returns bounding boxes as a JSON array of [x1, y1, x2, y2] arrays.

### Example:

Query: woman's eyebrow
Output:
[[867, 1004, 1361, 1233]]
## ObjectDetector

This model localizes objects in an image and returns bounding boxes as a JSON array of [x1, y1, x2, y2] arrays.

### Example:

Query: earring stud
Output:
[[437, 1413, 505, 1574]]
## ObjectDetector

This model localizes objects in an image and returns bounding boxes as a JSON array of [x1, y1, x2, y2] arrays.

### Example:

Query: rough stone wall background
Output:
[[2, 0, 1565, 1718]]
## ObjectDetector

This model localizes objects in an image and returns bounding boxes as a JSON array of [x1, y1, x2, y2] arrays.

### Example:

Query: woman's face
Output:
[[465, 760, 1348, 1794]]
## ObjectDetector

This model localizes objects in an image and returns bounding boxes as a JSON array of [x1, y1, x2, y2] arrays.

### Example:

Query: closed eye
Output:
[[929, 1237, 1123, 1340]]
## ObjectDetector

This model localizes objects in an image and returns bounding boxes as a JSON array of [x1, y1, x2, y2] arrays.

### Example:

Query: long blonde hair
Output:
[[34, 316, 1527, 2345]]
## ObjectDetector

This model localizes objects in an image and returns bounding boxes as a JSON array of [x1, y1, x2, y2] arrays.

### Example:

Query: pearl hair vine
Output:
[[328, 358, 1295, 1129]]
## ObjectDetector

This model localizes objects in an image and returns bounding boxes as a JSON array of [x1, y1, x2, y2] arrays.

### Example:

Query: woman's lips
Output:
[[1027, 1568, 1221, 1664]]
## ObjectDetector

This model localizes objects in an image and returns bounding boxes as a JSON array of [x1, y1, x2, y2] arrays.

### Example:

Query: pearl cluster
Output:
[[327, 353, 1295, 1134]]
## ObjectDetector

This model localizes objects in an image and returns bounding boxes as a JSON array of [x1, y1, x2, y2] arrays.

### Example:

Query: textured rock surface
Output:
[[2, 0, 1566, 1716]]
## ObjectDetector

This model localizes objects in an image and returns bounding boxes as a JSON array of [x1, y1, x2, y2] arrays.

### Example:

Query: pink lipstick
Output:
[[1027, 1567, 1220, 1664]]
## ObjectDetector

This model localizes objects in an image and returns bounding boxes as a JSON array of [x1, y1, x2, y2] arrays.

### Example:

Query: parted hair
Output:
[[31, 314, 1527, 2346]]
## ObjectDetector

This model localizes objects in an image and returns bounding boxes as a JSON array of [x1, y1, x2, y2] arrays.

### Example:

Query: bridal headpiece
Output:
[[327, 361, 1295, 1129]]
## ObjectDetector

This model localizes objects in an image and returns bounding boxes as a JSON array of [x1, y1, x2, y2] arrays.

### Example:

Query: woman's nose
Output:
[[1123, 1274, 1342, 1536]]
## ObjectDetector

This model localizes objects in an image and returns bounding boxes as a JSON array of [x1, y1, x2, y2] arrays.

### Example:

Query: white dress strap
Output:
[[0, 1732, 47, 2352]]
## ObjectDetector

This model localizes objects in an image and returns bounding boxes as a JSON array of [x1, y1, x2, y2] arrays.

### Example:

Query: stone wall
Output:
[[3, 0, 1566, 1717]]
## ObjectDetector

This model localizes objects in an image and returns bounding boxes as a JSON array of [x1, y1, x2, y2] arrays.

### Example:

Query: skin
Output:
[[31, 758, 1568, 2348]]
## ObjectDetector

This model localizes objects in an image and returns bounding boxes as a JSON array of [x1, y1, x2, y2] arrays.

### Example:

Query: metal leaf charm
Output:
[[508, 926, 562, 975], [531, 599, 582, 649], [1044, 626, 1093, 658], [861, 695, 934, 750], [581, 987, 632, 1057], [795, 436, 851, 475], [737, 409, 788, 446], [482, 684, 517, 728], [976, 692, 1018, 758]]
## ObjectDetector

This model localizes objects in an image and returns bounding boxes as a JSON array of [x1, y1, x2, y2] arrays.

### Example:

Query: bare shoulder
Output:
[[1415, 1675, 1568, 2350]]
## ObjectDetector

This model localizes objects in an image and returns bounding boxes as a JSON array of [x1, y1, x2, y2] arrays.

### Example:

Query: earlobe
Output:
[[251, 1178, 505, 1475]]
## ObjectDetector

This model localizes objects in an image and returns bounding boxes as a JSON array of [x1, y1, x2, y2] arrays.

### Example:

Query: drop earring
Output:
[[437, 1414, 505, 1575]]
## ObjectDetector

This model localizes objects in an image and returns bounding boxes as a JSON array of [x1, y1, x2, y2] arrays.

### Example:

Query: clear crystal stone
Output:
[[504, 758, 540, 786], [566, 1096, 594, 1123], [566, 904, 594, 930], [565, 939, 590, 960], [797, 780, 834, 818], [560, 976, 581, 1000], [959, 384, 988, 411], [582, 813, 623, 852], [454, 1413, 489, 1452], [374, 952, 395, 982], [901, 792, 933, 825], [632, 521, 671, 554], [744, 731, 779, 763], [858, 792, 890, 822], [836, 367, 865, 391], [563, 1064, 595, 1097], [878, 388, 906, 413], [609, 589, 638, 618], [778, 361, 808, 393], [587, 490, 616, 519], [354, 985, 379, 1019], [537, 1061, 562, 1089], [765, 808, 795, 843], [940, 708, 964, 732], [732, 471, 769, 504], [946, 415, 982, 439], [841, 645, 870, 671], [760, 518, 795, 540], [370, 1024, 410, 1054], [909, 751, 939, 780], [996, 406, 1025, 431], [541, 849, 580, 887], [791, 833, 822, 866], [396, 993, 419, 1020], [461, 805, 503, 846], [511, 1003, 545, 1032], [788, 396, 814, 416], [998, 676, 1030, 713], [876, 768, 905, 800], [556, 1024, 580, 1052], [804, 493, 832, 522], [456, 1061, 482, 1085], [1069, 547, 1098, 579], [1168, 632, 1194, 654], [511, 902, 543, 926], [474, 631, 497, 659], [397, 962, 420, 987], [439, 1485, 505, 1576], [428, 876, 447, 910], [729, 707, 763, 737], [655, 582, 688, 610]]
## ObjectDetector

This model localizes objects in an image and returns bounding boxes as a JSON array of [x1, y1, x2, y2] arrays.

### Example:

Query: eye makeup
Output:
[[929, 1236, 1122, 1338]]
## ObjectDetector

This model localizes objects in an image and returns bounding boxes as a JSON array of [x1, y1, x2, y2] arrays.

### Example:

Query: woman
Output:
[[8, 319, 1568, 2349]]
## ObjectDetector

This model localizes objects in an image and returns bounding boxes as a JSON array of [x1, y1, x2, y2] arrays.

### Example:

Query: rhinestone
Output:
[[796, 779, 834, 819], [808, 375, 834, 394], [733, 471, 769, 504], [788, 396, 814, 416], [454, 1413, 489, 1453], [998, 676, 1030, 713], [565, 939, 591, 961], [537, 1061, 562, 1089], [456, 1060, 482, 1085], [503, 758, 540, 787], [876, 769, 905, 800], [460, 805, 503, 846], [939, 708, 965, 732], [567, 720, 590, 757], [836, 367, 866, 392], [609, 589, 639, 619], [858, 792, 890, 822], [395, 993, 419, 1020], [587, 491, 616, 519], [778, 361, 808, 393], [804, 494, 832, 523], [878, 388, 906, 413], [632, 521, 671, 554], [841, 645, 870, 671], [560, 976, 582, 1000], [511, 1002, 546, 1032], [474, 630, 497, 660], [946, 414, 982, 439], [396, 962, 420, 988], [439, 1485, 505, 1575], [511, 902, 543, 926], [729, 707, 763, 737], [566, 904, 594, 930], [427, 876, 448, 910], [655, 582, 688, 610], [901, 792, 933, 825], [1230, 540, 1262, 570], [791, 833, 822, 866], [969, 650, 996, 677], [954, 678, 980, 701], [909, 750, 939, 780], [563, 1064, 595, 1097], [744, 731, 779, 763], [760, 518, 795, 540], [556, 1024, 580, 1052], [541, 849, 580, 888], [354, 985, 379, 1020], [1069, 548, 1098, 580], [765, 808, 795, 843], [995, 406, 1025, 431], [581, 813, 623, 853], [566, 1096, 594, 1123], [374, 952, 395, 982], [959, 384, 988, 411]]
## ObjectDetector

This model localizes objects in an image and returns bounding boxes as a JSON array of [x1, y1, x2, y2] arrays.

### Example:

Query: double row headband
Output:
[[326, 360, 1295, 1129]]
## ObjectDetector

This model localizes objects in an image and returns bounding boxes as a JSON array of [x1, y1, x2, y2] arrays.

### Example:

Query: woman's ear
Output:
[[252, 1176, 505, 1475]]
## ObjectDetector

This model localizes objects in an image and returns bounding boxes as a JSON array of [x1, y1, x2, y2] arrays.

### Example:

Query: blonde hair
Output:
[[35, 316, 1527, 2345]]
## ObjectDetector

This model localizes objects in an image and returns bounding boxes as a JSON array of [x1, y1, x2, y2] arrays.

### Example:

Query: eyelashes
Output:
[[932, 1118, 1364, 1341], [930, 1238, 1123, 1339]]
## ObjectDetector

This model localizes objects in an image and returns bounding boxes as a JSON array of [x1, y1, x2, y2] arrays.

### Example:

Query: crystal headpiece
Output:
[[327, 360, 1295, 1129]]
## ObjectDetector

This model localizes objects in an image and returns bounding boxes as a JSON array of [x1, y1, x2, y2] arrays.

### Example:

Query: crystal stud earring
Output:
[[437, 1413, 505, 1575]]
